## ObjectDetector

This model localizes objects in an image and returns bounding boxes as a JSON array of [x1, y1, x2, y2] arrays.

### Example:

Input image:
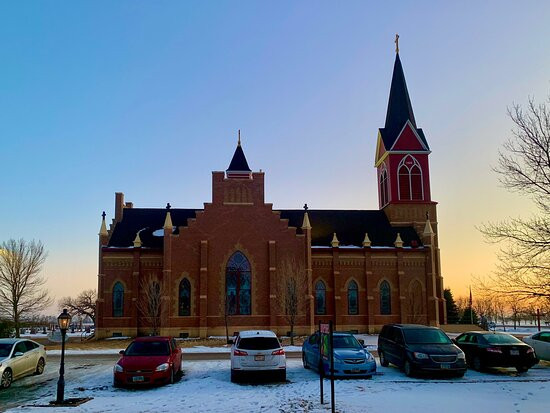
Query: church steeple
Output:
[[375, 37, 432, 209], [226, 130, 252, 179], [384, 52, 417, 142]]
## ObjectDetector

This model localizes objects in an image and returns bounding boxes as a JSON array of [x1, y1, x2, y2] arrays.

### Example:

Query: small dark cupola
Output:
[[226, 130, 252, 179]]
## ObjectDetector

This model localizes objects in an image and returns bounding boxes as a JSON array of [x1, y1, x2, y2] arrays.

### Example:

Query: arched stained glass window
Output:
[[113, 282, 124, 317], [410, 165, 422, 200], [398, 164, 411, 200], [179, 279, 191, 316], [315, 280, 326, 315], [379, 165, 389, 206], [348, 280, 358, 315], [226, 252, 251, 315], [380, 280, 391, 315], [398, 155, 423, 201]]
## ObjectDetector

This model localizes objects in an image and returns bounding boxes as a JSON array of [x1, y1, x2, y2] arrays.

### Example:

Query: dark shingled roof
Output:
[[106, 208, 422, 249], [379, 53, 429, 151], [107, 208, 200, 248], [227, 144, 251, 172], [278, 209, 422, 248]]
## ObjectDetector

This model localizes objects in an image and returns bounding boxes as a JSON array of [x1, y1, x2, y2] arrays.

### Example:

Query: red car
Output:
[[113, 336, 182, 387]]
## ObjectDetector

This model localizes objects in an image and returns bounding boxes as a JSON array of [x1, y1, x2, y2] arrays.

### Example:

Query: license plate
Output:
[[132, 376, 144, 382], [254, 355, 265, 361], [510, 349, 519, 356], [440, 363, 450, 369], [351, 369, 360, 373]]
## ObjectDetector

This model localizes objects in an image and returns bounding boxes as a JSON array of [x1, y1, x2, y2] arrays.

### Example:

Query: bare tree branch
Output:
[[59, 289, 97, 324], [0, 239, 52, 337], [136, 274, 163, 336], [480, 96, 550, 304], [275, 258, 307, 346]]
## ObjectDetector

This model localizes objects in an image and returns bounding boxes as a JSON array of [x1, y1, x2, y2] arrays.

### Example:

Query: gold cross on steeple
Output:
[[395, 33, 399, 54]]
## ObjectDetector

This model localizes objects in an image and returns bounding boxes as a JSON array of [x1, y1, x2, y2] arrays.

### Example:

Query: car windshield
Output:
[[238, 337, 280, 350], [333, 335, 362, 350], [0, 343, 13, 358], [483, 334, 522, 344], [403, 329, 451, 344], [125, 341, 170, 356]]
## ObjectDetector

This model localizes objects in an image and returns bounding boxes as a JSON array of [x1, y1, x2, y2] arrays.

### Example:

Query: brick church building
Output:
[[95, 50, 446, 339]]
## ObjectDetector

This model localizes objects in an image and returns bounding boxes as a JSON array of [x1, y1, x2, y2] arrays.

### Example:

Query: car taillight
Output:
[[233, 349, 248, 356], [272, 349, 285, 356], [486, 347, 503, 354]]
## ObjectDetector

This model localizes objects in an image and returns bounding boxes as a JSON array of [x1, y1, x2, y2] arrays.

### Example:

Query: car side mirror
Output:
[[119, 350, 125, 355], [13, 352, 24, 358], [451, 339, 457, 344], [227, 339, 234, 345], [358, 339, 365, 347]]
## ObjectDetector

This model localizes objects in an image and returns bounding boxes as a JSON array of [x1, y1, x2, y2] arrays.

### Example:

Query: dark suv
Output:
[[378, 324, 467, 377]]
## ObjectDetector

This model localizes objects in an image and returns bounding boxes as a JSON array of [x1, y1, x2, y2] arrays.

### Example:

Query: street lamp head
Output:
[[57, 309, 71, 331]]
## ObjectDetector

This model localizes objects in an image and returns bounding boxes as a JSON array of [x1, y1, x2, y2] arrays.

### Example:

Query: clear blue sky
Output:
[[1, 1, 549, 309]]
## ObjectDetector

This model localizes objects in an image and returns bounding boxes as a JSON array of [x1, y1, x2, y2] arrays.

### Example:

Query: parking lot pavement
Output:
[[3, 357, 550, 412]]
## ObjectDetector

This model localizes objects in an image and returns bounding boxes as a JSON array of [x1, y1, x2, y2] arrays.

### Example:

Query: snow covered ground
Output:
[[7, 359, 550, 413]]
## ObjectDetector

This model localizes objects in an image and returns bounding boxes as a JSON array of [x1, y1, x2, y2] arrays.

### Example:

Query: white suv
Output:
[[230, 330, 286, 382]]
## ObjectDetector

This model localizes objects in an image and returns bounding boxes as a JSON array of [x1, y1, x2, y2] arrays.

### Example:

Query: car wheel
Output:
[[169, 368, 175, 384], [472, 356, 482, 372], [455, 372, 465, 378], [404, 360, 413, 377], [1, 369, 13, 389], [516, 365, 529, 373], [230, 370, 239, 383], [35, 358, 45, 375], [302, 352, 309, 369], [379, 351, 389, 367], [365, 375, 372, 379], [279, 369, 286, 382]]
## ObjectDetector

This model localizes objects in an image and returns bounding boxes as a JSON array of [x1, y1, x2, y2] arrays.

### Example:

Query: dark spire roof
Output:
[[379, 53, 429, 150], [227, 143, 251, 172]]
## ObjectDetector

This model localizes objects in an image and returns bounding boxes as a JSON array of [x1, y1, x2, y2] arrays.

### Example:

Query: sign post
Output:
[[319, 321, 335, 413], [329, 320, 335, 413], [319, 321, 324, 404]]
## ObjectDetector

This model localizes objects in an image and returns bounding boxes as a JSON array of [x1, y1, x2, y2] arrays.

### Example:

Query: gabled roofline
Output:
[[389, 119, 429, 151]]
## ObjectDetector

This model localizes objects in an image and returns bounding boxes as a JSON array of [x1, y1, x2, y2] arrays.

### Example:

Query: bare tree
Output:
[[479, 96, 550, 303], [59, 289, 97, 324], [406, 281, 425, 324], [0, 239, 51, 337], [276, 258, 307, 345], [137, 275, 163, 336]]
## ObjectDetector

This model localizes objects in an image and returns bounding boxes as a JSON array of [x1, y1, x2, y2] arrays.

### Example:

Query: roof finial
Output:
[[166, 203, 171, 210], [303, 203, 308, 211], [238, 129, 241, 146], [395, 33, 399, 54]]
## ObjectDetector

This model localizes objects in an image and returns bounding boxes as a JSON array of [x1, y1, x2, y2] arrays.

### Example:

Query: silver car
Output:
[[0, 338, 47, 389]]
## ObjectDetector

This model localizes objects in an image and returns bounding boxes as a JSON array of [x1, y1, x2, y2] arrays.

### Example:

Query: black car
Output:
[[378, 324, 467, 377], [454, 331, 538, 373]]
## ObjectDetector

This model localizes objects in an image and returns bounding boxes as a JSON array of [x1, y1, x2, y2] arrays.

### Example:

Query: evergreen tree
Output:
[[460, 307, 479, 325], [444, 288, 460, 324]]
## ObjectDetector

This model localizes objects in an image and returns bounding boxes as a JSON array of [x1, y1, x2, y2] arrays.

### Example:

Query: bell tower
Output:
[[374, 38, 437, 232]]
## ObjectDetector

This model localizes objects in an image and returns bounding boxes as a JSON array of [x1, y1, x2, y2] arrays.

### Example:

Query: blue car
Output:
[[302, 331, 376, 378]]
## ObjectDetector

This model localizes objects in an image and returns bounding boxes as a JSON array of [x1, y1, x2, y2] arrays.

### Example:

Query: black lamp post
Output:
[[56, 309, 71, 404]]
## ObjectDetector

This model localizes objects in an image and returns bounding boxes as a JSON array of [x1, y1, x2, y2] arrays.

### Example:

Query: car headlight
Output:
[[155, 363, 170, 372], [457, 351, 466, 360], [413, 352, 429, 360], [114, 364, 123, 373], [366, 353, 374, 362]]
